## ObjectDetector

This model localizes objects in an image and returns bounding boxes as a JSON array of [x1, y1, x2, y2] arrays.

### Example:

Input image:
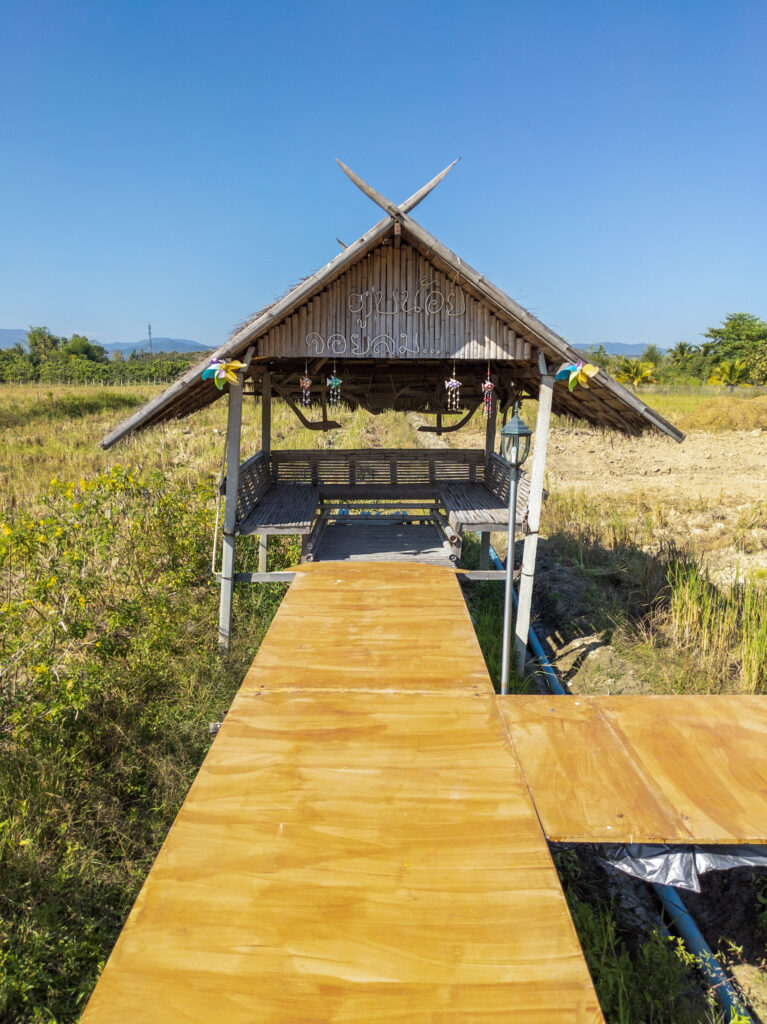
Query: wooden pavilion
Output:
[[102, 160, 683, 660]]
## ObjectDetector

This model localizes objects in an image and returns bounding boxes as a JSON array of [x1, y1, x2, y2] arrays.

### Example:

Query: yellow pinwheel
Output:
[[555, 361, 599, 392], [202, 360, 246, 390]]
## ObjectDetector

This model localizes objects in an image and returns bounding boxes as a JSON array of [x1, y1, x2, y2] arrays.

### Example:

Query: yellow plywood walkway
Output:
[[82, 563, 603, 1023], [239, 561, 491, 695], [499, 695, 767, 845]]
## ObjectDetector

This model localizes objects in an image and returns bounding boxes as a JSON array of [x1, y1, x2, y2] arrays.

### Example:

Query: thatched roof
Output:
[[101, 204, 683, 448]]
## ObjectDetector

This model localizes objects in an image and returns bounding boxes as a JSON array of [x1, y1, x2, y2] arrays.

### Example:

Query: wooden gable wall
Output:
[[256, 240, 533, 363]]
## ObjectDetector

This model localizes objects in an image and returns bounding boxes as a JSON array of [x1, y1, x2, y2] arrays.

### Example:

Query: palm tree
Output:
[[614, 357, 657, 390], [708, 359, 750, 389], [669, 341, 699, 367]]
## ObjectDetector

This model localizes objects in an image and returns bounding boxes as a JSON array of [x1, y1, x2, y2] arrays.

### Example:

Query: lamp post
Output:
[[499, 403, 532, 694]]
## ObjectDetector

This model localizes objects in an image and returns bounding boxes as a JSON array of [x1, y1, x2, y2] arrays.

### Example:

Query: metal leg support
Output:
[[218, 532, 236, 653]]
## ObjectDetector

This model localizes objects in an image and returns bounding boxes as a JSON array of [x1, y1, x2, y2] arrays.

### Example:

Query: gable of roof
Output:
[[101, 214, 683, 448]]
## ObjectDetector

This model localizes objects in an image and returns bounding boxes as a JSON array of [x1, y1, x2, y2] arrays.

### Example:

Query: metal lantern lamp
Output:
[[499, 404, 532, 694]]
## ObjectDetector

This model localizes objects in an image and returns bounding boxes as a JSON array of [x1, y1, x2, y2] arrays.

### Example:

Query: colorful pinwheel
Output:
[[202, 360, 246, 390], [555, 361, 598, 392]]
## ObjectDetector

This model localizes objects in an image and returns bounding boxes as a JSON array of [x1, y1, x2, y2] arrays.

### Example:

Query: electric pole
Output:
[[147, 323, 153, 357]]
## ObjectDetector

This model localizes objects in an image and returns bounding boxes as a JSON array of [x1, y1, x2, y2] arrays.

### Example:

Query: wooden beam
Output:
[[272, 384, 342, 431], [514, 363, 554, 674], [218, 380, 243, 653], [336, 159, 404, 220], [262, 369, 271, 471], [417, 405, 479, 434], [233, 571, 296, 583], [399, 158, 460, 213], [336, 158, 460, 221]]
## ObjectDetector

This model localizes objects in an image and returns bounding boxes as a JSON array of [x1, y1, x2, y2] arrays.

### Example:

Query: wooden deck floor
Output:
[[499, 695, 767, 845], [81, 562, 603, 1024], [312, 521, 452, 565]]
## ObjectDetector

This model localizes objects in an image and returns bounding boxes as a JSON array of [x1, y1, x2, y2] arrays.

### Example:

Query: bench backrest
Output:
[[235, 452, 271, 525], [485, 452, 532, 510], [271, 449, 486, 488]]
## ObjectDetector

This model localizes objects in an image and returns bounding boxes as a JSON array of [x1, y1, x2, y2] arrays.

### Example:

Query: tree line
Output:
[[585, 313, 767, 389], [0, 327, 210, 384]]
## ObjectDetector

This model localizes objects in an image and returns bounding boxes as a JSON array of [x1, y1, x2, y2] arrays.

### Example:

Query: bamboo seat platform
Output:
[[441, 480, 527, 529], [239, 483, 319, 535], [234, 449, 534, 542], [82, 562, 603, 1023], [499, 695, 767, 845]]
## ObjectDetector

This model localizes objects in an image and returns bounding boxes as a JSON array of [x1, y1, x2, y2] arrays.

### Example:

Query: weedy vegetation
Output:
[[1, 383, 764, 1023]]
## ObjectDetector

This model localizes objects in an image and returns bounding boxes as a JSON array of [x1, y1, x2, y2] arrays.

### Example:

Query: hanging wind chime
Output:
[[299, 361, 312, 407], [327, 363, 342, 408], [481, 366, 496, 418], [444, 362, 462, 411]]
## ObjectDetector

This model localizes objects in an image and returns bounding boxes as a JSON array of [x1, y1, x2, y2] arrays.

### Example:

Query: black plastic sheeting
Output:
[[601, 844, 767, 892]]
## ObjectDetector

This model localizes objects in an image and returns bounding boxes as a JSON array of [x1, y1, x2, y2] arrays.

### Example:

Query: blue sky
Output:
[[1, 0, 765, 350]]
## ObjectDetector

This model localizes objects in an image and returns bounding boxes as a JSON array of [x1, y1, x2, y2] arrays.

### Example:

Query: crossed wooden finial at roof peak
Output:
[[336, 157, 460, 221]]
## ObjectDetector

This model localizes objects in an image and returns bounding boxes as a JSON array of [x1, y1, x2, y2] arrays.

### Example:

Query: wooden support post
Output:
[[259, 534, 268, 573], [261, 369, 272, 474], [218, 381, 244, 653], [515, 353, 554, 675], [479, 532, 490, 571], [480, 385, 497, 572]]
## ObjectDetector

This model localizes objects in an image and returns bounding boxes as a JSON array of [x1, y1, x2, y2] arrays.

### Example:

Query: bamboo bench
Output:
[[232, 449, 533, 569]]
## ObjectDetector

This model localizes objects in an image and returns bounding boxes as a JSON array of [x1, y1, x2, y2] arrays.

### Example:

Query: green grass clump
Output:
[[554, 848, 727, 1024], [0, 466, 288, 1021], [541, 489, 767, 694], [667, 561, 767, 693]]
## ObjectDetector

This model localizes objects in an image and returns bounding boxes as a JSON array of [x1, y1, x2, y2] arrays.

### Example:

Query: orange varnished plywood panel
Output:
[[500, 695, 767, 844], [241, 562, 492, 695], [81, 691, 603, 1023]]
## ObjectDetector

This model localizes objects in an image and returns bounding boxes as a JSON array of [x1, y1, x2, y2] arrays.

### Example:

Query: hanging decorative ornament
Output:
[[444, 362, 462, 411], [327, 363, 342, 408], [202, 359, 245, 390], [481, 366, 496, 418], [299, 362, 312, 407], [555, 361, 599, 392]]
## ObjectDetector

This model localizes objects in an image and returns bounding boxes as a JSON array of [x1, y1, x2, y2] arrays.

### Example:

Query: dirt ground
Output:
[[547, 426, 767, 581], [546, 426, 766, 501]]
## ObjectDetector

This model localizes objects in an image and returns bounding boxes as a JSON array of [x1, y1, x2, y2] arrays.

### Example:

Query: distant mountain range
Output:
[[0, 329, 211, 356]]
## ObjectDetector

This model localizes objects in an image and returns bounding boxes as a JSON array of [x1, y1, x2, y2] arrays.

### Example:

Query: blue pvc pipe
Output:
[[652, 884, 752, 1023], [485, 541, 752, 1024]]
